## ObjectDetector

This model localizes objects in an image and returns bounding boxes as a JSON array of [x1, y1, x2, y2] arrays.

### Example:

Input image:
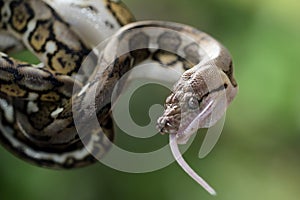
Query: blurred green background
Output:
[[1, 0, 300, 199]]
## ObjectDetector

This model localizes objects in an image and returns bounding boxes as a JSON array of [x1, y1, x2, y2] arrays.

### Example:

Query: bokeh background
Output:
[[1, 0, 300, 199]]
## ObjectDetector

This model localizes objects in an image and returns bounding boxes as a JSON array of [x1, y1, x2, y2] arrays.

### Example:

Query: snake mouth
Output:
[[156, 115, 180, 134], [156, 103, 181, 134], [157, 99, 217, 143], [156, 95, 217, 140]]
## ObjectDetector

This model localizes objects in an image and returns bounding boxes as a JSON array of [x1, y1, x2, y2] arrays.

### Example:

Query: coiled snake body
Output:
[[0, 0, 237, 194]]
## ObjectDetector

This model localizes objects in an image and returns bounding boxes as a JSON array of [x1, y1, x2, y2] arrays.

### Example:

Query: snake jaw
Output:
[[156, 108, 181, 135], [157, 84, 211, 139]]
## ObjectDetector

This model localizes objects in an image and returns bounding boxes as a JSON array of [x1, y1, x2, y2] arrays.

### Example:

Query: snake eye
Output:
[[188, 97, 199, 110]]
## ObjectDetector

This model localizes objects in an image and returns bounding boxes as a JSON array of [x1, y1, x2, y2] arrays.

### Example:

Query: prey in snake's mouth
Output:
[[156, 88, 218, 195], [156, 64, 238, 195]]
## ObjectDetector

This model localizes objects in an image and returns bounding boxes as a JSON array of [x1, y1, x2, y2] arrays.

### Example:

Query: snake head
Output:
[[157, 63, 238, 144]]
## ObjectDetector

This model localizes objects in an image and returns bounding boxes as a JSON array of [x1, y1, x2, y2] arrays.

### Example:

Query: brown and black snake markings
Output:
[[0, 0, 97, 168], [105, 0, 135, 26], [0, 0, 237, 193], [9, 1, 34, 33]]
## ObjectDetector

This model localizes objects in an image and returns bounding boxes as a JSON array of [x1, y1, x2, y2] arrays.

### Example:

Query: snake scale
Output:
[[0, 0, 237, 194]]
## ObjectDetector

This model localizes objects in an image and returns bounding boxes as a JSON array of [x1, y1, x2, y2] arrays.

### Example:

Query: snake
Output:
[[0, 0, 238, 195]]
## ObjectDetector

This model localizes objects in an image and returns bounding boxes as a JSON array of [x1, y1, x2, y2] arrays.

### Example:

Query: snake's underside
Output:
[[0, 0, 237, 195]]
